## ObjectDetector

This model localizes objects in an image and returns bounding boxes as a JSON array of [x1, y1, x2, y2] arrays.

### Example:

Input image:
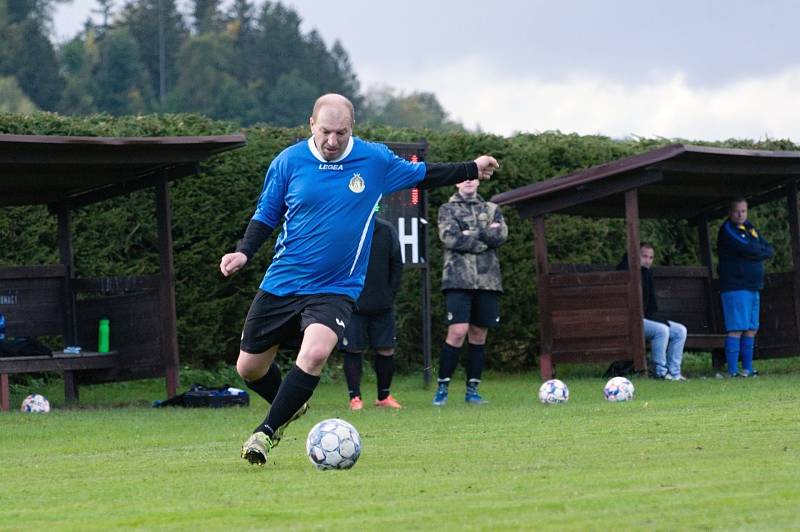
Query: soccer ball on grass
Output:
[[306, 418, 361, 470], [603, 377, 635, 402], [538, 379, 569, 404], [20, 393, 50, 413]]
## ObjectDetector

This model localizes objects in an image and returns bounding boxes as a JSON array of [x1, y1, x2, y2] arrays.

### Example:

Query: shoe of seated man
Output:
[[241, 431, 274, 466], [374, 394, 402, 409], [665, 373, 687, 381], [349, 396, 364, 411], [271, 402, 310, 447]]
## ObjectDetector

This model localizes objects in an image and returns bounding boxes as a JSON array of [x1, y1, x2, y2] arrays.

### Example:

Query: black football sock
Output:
[[438, 342, 461, 382], [374, 353, 395, 401], [244, 362, 282, 403], [256, 364, 319, 437], [466, 343, 486, 385], [343, 352, 363, 399]]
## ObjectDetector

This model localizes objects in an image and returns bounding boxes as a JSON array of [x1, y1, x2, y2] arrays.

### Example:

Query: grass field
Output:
[[2, 359, 800, 530]]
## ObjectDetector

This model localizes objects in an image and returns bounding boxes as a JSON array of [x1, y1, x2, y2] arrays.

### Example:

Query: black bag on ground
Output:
[[0, 337, 53, 358], [152, 383, 249, 408]]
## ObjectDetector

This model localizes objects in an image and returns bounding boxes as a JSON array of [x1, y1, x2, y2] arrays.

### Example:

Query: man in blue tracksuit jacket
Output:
[[717, 197, 774, 377]]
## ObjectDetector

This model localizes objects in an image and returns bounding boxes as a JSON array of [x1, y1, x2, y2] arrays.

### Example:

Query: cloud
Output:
[[361, 55, 800, 141]]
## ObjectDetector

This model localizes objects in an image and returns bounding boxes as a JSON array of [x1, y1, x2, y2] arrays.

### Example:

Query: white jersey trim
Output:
[[307, 136, 354, 163], [349, 195, 382, 276]]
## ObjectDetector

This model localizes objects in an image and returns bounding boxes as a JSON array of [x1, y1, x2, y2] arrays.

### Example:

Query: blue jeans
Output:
[[643, 319, 687, 377]]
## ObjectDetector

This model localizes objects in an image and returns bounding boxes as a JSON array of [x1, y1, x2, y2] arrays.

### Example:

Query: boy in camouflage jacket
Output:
[[433, 179, 508, 406]]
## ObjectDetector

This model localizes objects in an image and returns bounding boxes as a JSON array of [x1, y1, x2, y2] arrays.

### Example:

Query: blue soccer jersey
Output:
[[251, 136, 426, 299]]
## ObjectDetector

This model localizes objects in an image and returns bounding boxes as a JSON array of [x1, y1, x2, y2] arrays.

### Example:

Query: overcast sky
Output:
[[52, 0, 800, 141]]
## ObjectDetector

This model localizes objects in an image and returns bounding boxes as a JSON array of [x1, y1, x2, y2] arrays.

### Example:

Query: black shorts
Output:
[[444, 289, 501, 328], [240, 291, 355, 354], [340, 309, 396, 352]]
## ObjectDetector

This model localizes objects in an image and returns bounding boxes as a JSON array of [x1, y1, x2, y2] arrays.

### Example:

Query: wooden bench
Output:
[[0, 265, 174, 411], [0, 351, 119, 411]]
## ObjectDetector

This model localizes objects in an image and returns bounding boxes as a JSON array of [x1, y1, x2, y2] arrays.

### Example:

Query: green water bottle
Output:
[[98, 317, 110, 353]]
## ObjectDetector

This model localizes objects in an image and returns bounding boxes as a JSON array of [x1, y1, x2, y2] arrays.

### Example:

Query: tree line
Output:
[[0, 0, 462, 130]]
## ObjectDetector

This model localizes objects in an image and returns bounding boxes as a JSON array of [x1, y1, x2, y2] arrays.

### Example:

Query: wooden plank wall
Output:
[[759, 271, 799, 358], [652, 266, 715, 334], [0, 265, 67, 338], [548, 269, 633, 361], [75, 288, 163, 384]]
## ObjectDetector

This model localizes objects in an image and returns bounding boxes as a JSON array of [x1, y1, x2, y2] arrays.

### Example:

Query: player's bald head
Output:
[[311, 93, 355, 125]]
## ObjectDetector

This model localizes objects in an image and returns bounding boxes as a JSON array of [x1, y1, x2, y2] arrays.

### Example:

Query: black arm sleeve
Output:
[[235, 219, 274, 260], [418, 162, 479, 189]]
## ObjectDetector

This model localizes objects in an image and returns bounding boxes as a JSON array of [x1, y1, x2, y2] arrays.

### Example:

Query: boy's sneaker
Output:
[[465, 387, 489, 405], [665, 373, 687, 381], [271, 402, 309, 447], [375, 394, 402, 409], [432, 383, 449, 406], [349, 396, 363, 411], [738, 369, 759, 378], [241, 431, 274, 466]]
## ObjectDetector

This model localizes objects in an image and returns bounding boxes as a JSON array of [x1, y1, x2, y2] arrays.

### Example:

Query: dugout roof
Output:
[[0, 133, 246, 208], [492, 143, 800, 220]]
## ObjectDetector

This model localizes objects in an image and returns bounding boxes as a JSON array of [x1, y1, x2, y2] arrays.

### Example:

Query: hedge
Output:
[[1, 112, 797, 370]]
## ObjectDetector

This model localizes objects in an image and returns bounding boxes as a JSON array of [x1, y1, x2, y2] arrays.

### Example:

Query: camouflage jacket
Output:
[[438, 192, 508, 291]]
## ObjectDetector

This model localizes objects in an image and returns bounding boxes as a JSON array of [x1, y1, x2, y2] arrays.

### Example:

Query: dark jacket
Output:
[[616, 254, 658, 321], [355, 217, 403, 313], [438, 192, 508, 291], [717, 219, 773, 292]]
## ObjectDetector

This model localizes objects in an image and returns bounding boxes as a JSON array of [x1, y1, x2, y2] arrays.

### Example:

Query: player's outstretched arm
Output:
[[220, 252, 248, 277], [474, 155, 499, 180], [418, 155, 500, 190]]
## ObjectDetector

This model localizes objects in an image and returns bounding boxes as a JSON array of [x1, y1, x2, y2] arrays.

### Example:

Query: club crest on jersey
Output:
[[348, 173, 365, 193]]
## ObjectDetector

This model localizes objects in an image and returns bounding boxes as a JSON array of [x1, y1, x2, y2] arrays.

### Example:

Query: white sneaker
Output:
[[665, 374, 687, 381]]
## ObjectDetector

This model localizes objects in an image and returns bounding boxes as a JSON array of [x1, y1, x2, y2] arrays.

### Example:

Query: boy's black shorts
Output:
[[240, 290, 355, 354], [340, 309, 396, 352], [444, 289, 501, 328]]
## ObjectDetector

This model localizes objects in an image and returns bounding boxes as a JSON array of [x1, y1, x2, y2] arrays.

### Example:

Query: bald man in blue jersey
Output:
[[220, 93, 499, 466]]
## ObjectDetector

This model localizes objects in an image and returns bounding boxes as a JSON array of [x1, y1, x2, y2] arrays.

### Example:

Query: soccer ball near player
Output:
[[306, 418, 362, 470], [20, 393, 50, 413], [604, 377, 635, 402], [538, 379, 569, 404]]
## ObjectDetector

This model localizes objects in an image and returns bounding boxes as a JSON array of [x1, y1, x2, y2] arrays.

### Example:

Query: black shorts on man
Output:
[[340, 309, 396, 352], [240, 291, 355, 354], [444, 289, 500, 328]]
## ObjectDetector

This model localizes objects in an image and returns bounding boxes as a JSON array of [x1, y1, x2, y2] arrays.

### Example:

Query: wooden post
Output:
[[56, 203, 77, 346], [625, 189, 646, 372], [63, 371, 79, 404], [533, 216, 553, 379], [697, 213, 724, 370], [1, 373, 9, 411], [155, 177, 180, 397], [787, 182, 800, 351]]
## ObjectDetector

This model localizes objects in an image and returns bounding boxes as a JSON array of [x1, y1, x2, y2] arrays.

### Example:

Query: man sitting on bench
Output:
[[618, 242, 688, 380]]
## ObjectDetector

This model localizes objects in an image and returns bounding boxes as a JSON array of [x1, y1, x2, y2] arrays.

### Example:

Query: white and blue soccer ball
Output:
[[538, 379, 569, 404], [306, 418, 361, 470], [604, 377, 635, 402], [20, 393, 50, 413]]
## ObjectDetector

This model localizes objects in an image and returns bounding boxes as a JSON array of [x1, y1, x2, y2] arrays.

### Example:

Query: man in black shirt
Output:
[[340, 216, 404, 409]]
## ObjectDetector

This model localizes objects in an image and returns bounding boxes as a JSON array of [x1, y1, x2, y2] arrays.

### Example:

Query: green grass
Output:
[[2, 363, 800, 530]]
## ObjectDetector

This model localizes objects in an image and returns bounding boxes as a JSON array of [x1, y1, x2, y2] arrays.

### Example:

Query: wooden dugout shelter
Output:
[[0, 133, 246, 410], [492, 144, 800, 379]]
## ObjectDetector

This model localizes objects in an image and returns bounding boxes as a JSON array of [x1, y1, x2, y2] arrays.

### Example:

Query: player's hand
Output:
[[474, 155, 499, 180], [220, 252, 248, 277]]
